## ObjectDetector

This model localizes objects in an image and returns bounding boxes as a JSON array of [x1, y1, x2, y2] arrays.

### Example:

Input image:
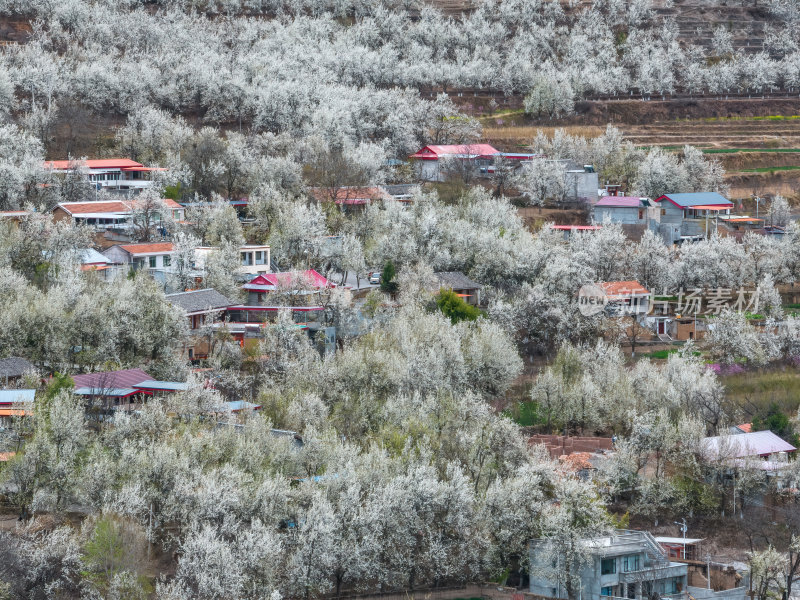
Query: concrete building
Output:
[[530, 530, 689, 600], [194, 245, 272, 279], [44, 158, 161, 193], [561, 160, 599, 203], [103, 242, 175, 276], [593, 197, 655, 225]]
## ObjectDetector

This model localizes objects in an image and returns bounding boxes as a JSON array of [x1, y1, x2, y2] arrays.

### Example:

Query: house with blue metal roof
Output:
[[653, 192, 733, 244]]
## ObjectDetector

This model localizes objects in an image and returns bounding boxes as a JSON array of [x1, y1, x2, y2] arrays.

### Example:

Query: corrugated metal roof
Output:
[[72, 368, 152, 390], [702, 430, 796, 458], [132, 380, 189, 392], [243, 270, 335, 291], [74, 387, 139, 397], [0, 389, 36, 403], [656, 192, 733, 208], [409, 144, 499, 159]]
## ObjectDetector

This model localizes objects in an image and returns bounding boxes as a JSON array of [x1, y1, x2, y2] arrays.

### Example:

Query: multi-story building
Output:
[[44, 158, 160, 192], [530, 530, 689, 600]]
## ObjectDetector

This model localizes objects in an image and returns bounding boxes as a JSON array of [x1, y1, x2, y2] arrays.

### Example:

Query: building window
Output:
[[149, 256, 157, 269], [255, 250, 265, 265], [638, 209, 644, 220], [163, 255, 171, 267], [601, 587, 614, 597], [661, 208, 666, 216], [622, 555, 640, 572], [241, 252, 252, 266], [601, 558, 616, 575]]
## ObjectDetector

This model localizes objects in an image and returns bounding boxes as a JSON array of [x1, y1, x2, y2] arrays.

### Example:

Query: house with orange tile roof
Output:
[[598, 280, 651, 314], [103, 242, 176, 275], [43, 158, 163, 192], [53, 199, 184, 232]]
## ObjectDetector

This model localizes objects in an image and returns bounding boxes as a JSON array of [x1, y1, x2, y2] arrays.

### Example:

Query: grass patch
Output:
[[721, 369, 800, 417], [504, 400, 542, 427], [643, 349, 701, 359], [739, 166, 800, 173]]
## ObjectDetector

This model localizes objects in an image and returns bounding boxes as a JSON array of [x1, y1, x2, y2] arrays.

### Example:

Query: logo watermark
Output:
[[578, 284, 608, 316]]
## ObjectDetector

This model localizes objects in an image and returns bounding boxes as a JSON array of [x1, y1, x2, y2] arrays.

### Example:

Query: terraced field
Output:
[[623, 118, 800, 150]]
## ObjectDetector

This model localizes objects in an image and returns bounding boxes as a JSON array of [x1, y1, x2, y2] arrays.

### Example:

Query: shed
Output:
[[0, 357, 35, 385], [434, 271, 482, 306]]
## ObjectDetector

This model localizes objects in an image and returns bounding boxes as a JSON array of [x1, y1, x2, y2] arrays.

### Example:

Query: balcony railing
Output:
[[618, 563, 688, 584]]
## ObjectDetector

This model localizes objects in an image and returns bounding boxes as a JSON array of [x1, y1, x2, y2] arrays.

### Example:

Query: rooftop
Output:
[[595, 196, 649, 208], [434, 271, 481, 291], [599, 280, 650, 299], [57, 201, 131, 215], [71, 368, 153, 392], [309, 186, 390, 205], [243, 270, 336, 292], [166, 289, 236, 315], [117, 242, 175, 255], [0, 357, 35, 378], [0, 389, 36, 403], [656, 192, 733, 209], [44, 158, 145, 170], [410, 144, 499, 159], [702, 430, 796, 459]]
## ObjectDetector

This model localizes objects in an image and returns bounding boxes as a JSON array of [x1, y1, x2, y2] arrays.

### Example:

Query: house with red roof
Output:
[[409, 144, 502, 182], [71, 368, 188, 409], [43, 158, 163, 192], [242, 270, 336, 304]]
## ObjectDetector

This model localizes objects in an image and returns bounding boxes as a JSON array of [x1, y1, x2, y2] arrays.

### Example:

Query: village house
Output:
[[166, 288, 237, 360], [0, 210, 31, 228], [551, 224, 603, 241], [599, 281, 651, 315], [78, 248, 122, 280], [701, 430, 796, 465], [409, 144, 537, 182], [530, 530, 689, 600], [432, 271, 483, 306], [52, 199, 184, 232], [103, 242, 175, 277], [43, 158, 162, 193], [71, 368, 187, 410], [309, 186, 392, 210], [653, 192, 734, 244], [242, 270, 336, 305], [560, 160, 600, 203], [0, 388, 35, 424], [593, 197, 655, 225], [0, 357, 35, 386], [193, 244, 272, 279]]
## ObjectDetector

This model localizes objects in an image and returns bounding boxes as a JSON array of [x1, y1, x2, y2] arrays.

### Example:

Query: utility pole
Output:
[[754, 196, 761, 220], [705, 553, 712, 590], [674, 519, 688, 559]]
